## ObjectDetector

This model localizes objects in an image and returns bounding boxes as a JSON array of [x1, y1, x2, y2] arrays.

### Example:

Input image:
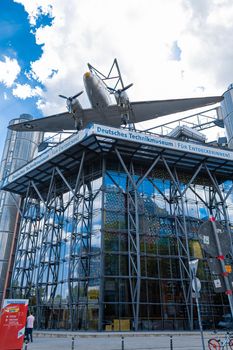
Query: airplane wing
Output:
[[9, 96, 223, 132], [8, 111, 74, 132], [8, 107, 122, 132], [129, 96, 223, 123]]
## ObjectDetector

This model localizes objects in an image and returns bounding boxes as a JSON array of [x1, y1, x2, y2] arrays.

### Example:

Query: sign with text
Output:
[[3, 123, 233, 190], [0, 299, 28, 350]]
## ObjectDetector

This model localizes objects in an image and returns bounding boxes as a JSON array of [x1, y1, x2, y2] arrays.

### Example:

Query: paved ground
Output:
[[22, 331, 225, 350]]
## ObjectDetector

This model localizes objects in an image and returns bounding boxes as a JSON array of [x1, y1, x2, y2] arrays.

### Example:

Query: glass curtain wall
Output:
[[102, 162, 233, 331], [10, 157, 233, 331], [10, 163, 103, 330]]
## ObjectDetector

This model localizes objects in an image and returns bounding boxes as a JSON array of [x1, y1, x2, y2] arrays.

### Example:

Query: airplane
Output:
[[9, 59, 224, 133]]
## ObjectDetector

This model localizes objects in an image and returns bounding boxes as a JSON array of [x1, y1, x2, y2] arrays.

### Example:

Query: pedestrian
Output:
[[26, 312, 35, 342]]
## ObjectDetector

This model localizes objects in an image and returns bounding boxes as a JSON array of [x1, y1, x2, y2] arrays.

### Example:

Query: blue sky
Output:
[[0, 0, 232, 167], [0, 0, 52, 156]]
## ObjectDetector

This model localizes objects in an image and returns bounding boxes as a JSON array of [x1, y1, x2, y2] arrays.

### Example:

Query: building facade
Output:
[[0, 115, 41, 305], [3, 124, 233, 331]]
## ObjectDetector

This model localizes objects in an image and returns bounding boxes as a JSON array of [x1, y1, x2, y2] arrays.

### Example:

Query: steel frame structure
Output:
[[7, 127, 233, 331], [10, 155, 98, 329], [68, 153, 94, 330], [112, 149, 233, 330]]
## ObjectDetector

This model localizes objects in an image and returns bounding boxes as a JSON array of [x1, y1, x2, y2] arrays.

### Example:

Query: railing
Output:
[[23, 332, 218, 350]]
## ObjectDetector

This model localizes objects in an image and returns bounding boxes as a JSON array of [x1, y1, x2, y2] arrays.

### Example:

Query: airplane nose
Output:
[[84, 71, 91, 79]]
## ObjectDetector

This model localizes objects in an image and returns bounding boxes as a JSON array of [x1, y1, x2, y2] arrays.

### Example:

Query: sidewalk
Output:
[[23, 330, 222, 349]]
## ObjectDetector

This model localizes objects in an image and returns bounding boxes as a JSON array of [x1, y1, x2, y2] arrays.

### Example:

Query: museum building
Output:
[[1, 122, 232, 331]]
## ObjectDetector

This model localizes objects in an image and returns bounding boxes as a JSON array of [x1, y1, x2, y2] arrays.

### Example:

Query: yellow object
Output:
[[84, 72, 91, 78], [191, 241, 203, 259], [113, 319, 119, 331], [113, 319, 130, 331], [105, 324, 112, 331], [88, 287, 99, 300], [225, 265, 232, 273]]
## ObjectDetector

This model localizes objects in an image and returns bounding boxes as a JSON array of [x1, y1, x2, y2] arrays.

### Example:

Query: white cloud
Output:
[[12, 83, 42, 99], [0, 56, 21, 87], [13, 0, 233, 117], [13, 0, 53, 26], [178, 0, 233, 93]]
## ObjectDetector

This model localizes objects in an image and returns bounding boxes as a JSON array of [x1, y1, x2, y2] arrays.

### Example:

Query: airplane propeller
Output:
[[58, 91, 84, 101], [108, 83, 133, 107], [108, 83, 133, 95], [58, 91, 84, 113]]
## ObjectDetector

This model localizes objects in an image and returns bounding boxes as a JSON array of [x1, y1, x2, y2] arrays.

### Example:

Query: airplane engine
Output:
[[58, 91, 84, 115], [115, 90, 129, 106], [68, 98, 82, 115]]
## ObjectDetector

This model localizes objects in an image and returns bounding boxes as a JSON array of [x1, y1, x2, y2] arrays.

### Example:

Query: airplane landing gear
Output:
[[121, 113, 129, 126], [74, 118, 83, 131], [121, 111, 135, 130]]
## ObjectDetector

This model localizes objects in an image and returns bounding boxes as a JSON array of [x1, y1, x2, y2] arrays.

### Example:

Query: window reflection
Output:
[[10, 162, 233, 332], [102, 168, 231, 331]]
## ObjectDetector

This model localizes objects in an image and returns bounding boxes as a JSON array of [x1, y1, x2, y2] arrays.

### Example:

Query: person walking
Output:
[[26, 312, 35, 342]]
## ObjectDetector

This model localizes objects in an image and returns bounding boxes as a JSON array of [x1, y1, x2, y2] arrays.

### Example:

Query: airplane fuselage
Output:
[[83, 72, 112, 110]]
